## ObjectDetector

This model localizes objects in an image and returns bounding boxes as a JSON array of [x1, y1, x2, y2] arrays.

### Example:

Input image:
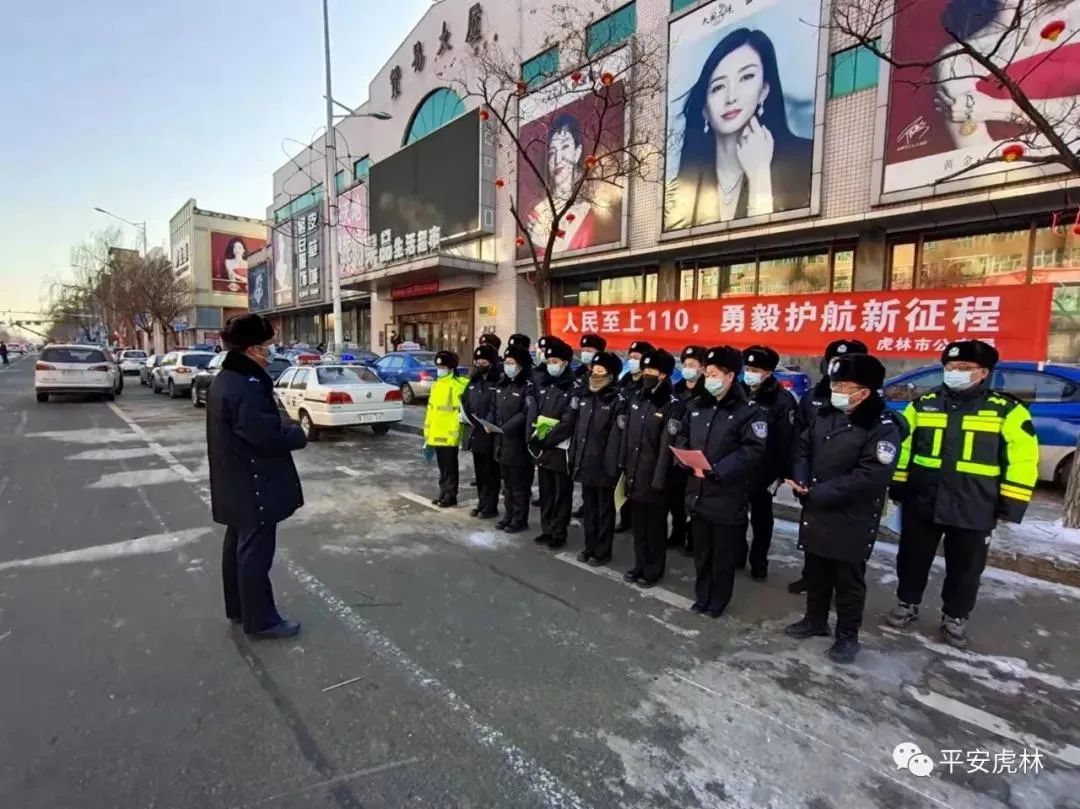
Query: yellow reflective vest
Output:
[[424, 373, 468, 448], [892, 385, 1038, 530]]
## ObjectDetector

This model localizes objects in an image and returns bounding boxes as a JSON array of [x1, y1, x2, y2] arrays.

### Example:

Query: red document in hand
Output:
[[670, 447, 711, 477]]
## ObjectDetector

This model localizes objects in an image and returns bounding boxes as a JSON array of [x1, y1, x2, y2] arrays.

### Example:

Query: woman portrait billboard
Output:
[[663, 0, 822, 232], [210, 232, 266, 293]]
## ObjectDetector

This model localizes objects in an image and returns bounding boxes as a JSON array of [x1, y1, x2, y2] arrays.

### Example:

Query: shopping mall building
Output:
[[254, 0, 1080, 366]]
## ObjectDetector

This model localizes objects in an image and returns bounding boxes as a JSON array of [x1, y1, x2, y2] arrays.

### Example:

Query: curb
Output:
[[773, 502, 1080, 589], [390, 421, 423, 437]]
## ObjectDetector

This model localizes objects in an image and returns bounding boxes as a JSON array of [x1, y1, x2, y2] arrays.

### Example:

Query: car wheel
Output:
[[371, 423, 392, 435], [116, 377, 124, 395], [1056, 453, 1074, 490], [299, 410, 320, 441], [104, 392, 115, 402], [151, 376, 160, 394], [401, 383, 415, 405], [140, 376, 146, 386], [168, 381, 178, 399], [35, 392, 48, 403], [192, 385, 204, 409]]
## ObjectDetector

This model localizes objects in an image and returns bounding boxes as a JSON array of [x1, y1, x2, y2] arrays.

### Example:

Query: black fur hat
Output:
[[435, 351, 459, 369], [743, 345, 780, 372], [474, 344, 499, 364], [642, 349, 676, 376], [591, 351, 623, 379], [681, 345, 707, 363], [508, 333, 531, 350], [503, 346, 532, 369], [628, 340, 655, 356], [941, 339, 999, 369], [829, 353, 886, 390], [544, 339, 574, 363], [704, 345, 743, 374], [580, 333, 607, 351], [478, 333, 502, 350], [222, 314, 274, 350]]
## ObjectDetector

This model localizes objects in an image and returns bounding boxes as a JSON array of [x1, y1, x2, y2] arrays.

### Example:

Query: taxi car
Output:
[[273, 363, 403, 440]]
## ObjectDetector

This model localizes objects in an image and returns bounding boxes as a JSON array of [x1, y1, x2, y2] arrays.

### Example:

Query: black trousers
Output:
[[743, 487, 776, 571], [501, 464, 532, 529], [435, 447, 459, 502], [223, 524, 283, 634], [632, 500, 669, 581], [692, 519, 745, 615], [897, 506, 990, 620], [538, 467, 572, 544], [804, 552, 867, 639], [582, 483, 616, 560], [666, 470, 689, 548], [473, 451, 500, 515]]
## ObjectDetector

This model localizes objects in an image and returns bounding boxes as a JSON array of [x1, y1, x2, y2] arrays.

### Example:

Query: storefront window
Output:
[[833, 250, 854, 292], [561, 280, 600, 306], [919, 229, 1029, 288], [679, 268, 695, 300], [758, 252, 829, 296], [601, 274, 642, 304], [1031, 223, 1080, 362], [890, 243, 915, 290], [645, 272, 658, 303], [698, 267, 720, 300]]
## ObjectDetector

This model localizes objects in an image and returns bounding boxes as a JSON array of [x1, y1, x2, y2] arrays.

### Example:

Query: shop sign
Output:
[[391, 281, 440, 300], [388, 4, 482, 98], [545, 285, 1055, 360], [365, 226, 442, 271], [295, 209, 323, 302]]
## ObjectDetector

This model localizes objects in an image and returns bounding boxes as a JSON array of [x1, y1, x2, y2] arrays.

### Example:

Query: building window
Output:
[[522, 47, 559, 89], [758, 252, 830, 296], [353, 155, 371, 182], [601, 274, 642, 304], [403, 88, 465, 146], [833, 250, 855, 292], [671, 0, 697, 12], [587, 3, 636, 56], [890, 243, 916, 289], [561, 279, 600, 306], [679, 268, 695, 300], [274, 185, 324, 224], [918, 229, 1029, 287], [829, 39, 881, 98], [335, 170, 348, 194]]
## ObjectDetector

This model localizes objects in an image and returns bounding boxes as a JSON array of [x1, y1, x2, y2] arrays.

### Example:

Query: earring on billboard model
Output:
[[959, 93, 978, 136], [757, 103, 764, 118], [703, 120, 710, 134]]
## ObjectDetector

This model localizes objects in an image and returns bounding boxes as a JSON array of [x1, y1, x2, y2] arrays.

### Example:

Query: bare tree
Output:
[[131, 253, 192, 347], [438, 2, 668, 329]]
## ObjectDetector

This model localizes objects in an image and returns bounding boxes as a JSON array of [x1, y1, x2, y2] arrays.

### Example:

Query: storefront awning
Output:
[[341, 253, 497, 293]]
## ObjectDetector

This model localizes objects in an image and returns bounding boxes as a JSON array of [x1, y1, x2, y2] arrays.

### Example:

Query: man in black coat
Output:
[[740, 345, 798, 581], [478, 332, 502, 352], [613, 339, 656, 533], [492, 346, 535, 533], [620, 349, 684, 587], [676, 346, 768, 618], [565, 351, 623, 566], [207, 314, 306, 640], [668, 346, 707, 555], [574, 333, 607, 386], [527, 339, 576, 549], [785, 353, 899, 664], [462, 344, 502, 519]]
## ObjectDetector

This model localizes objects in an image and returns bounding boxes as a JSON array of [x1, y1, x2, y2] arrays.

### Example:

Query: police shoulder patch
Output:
[[876, 441, 897, 465], [571, 396, 581, 409], [788, 410, 795, 425], [617, 414, 628, 429], [751, 421, 769, 439], [667, 419, 680, 436]]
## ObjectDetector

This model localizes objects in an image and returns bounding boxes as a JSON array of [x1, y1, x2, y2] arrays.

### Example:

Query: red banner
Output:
[[545, 285, 1055, 359]]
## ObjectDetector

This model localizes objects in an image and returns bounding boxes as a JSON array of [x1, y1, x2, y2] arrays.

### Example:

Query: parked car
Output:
[[117, 349, 148, 376], [190, 353, 225, 408], [266, 356, 294, 381], [774, 366, 812, 400], [323, 350, 381, 367], [34, 344, 123, 402], [150, 351, 215, 398], [883, 361, 1080, 487], [140, 354, 162, 386], [372, 350, 442, 404], [273, 364, 403, 440]]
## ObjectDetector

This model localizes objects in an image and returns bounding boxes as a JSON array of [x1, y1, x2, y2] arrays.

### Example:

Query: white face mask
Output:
[[547, 361, 566, 378], [504, 363, 520, 379], [436, 367, 450, 378], [681, 366, 699, 382], [943, 369, 976, 391], [704, 377, 726, 396], [830, 391, 852, 411], [580, 350, 596, 364], [627, 358, 640, 375], [743, 371, 763, 387]]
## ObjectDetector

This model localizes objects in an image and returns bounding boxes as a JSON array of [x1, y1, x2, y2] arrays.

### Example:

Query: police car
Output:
[[273, 361, 403, 440]]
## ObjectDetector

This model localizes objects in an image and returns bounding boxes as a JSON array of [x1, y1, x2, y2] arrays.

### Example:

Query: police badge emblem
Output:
[[752, 421, 769, 439], [876, 441, 897, 464], [667, 419, 680, 436]]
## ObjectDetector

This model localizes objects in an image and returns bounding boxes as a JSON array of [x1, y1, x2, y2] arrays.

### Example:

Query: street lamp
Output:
[[93, 207, 148, 255]]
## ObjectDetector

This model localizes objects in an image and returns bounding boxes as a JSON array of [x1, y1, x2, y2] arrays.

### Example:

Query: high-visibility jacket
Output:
[[424, 373, 468, 448], [892, 383, 1038, 531]]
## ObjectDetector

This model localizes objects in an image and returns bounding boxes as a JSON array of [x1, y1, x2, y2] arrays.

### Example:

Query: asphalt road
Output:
[[2, 355, 1079, 809]]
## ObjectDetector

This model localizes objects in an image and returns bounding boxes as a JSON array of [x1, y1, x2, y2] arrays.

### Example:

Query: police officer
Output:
[[478, 332, 502, 352], [532, 336, 556, 390], [566, 351, 623, 566], [788, 338, 870, 594], [785, 353, 899, 664], [677, 346, 767, 617], [528, 339, 577, 549], [493, 345, 535, 534], [462, 344, 502, 519], [621, 350, 684, 587], [886, 340, 1039, 648], [423, 351, 468, 507], [668, 346, 707, 555], [571, 334, 607, 519], [614, 340, 656, 533], [740, 345, 797, 581]]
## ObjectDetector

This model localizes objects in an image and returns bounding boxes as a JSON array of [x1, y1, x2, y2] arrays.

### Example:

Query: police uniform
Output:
[[462, 344, 502, 519], [493, 346, 535, 533], [677, 346, 768, 617], [667, 345, 708, 554], [531, 336, 557, 391], [570, 334, 607, 520], [566, 351, 622, 564], [423, 351, 468, 507], [740, 346, 798, 580], [888, 340, 1038, 648], [786, 354, 898, 664], [527, 340, 577, 548], [613, 340, 655, 533]]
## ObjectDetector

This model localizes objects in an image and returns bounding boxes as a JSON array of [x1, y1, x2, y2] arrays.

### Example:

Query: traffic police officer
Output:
[[493, 345, 535, 534], [423, 351, 468, 507], [886, 339, 1039, 648], [785, 353, 898, 664], [528, 338, 577, 549], [668, 345, 708, 555], [462, 344, 502, 519]]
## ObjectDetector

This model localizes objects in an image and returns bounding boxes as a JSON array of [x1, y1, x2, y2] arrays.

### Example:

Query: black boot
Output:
[[784, 617, 831, 639], [827, 635, 861, 664], [571, 505, 584, 519], [787, 578, 807, 595]]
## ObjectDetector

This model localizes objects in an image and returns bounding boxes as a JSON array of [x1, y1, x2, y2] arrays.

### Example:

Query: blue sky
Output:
[[0, 0, 430, 317]]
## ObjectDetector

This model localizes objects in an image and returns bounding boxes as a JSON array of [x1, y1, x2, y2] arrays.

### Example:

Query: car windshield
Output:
[[317, 366, 379, 385], [41, 347, 106, 364], [182, 354, 213, 368], [123, 351, 147, 359], [410, 352, 437, 364]]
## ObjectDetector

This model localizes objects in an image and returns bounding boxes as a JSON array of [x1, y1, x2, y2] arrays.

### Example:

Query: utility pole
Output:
[[322, 0, 343, 352]]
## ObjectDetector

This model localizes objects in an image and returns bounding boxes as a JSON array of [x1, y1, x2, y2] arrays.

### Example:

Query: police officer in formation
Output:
[[571, 334, 607, 519], [887, 339, 1039, 648], [491, 344, 534, 534], [461, 343, 502, 519], [527, 338, 577, 549], [668, 346, 707, 556], [785, 353, 899, 664]]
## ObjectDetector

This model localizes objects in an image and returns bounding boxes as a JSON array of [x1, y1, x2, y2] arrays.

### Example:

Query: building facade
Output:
[[263, 0, 1080, 365]]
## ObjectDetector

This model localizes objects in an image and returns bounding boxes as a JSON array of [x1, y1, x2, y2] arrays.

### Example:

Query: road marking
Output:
[[0, 528, 212, 573], [904, 686, 1080, 766], [107, 402, 199, 482], [553, 552, 696, 611], [398, 491, 480, 513], [645, 614, 699, 638], [231, 757, 420, 808], [285, 558, 589, 809], [321, 674, 366, 692], [335, 466, 363, 478], [87, 468, 182, 489]]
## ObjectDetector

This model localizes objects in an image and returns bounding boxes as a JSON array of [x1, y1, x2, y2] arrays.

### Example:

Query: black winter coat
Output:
[[673, 378, 706, 407], [792, 394, 900, 563], [565, 382, 621, 487], [677, 383, 768, 525], [461, 366, 501, 454], [620, 381, 684, 504], [492, 373, 534, 467], [796, 376, 831, 433], [527, 370, 576, 473], [207, 352, 306, 529], [743, 375, 798, 488]]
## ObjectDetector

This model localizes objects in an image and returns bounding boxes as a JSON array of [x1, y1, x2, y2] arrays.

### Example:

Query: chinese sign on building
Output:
[[294, 209, 323, 303], [364, 225, 442, 272], [338, 184, 369, 279], [546, 285, 1054, 359]]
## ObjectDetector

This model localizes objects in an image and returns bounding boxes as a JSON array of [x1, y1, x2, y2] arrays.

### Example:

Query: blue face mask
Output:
[[681, 366, 699, 382], [943, 369, 976, 390], [580, 350, 596, 364], [743, 371, 763, 387], [436, 367, 450, 378], [504, 363, 520, 379], [547, 361, 565, 378], [704, 377, 726, 396], [627, 358, 641, 375]]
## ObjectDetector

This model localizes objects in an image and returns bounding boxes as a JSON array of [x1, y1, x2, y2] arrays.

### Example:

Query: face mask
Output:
[[681, 367, 699, 383], [704, 377, 726, 396], [743, 371, 763, 387], [944, 369, 976, 391], [474, 363, 490, 374], [547, 361, 565, 378], [504, 363, 520, 379], [588, 374, 611, 393], [437, 367, 450, 378], [830, 391, 852, 411], [581, 350, 596, 364], [627, 358, 640, 375], [642, 375, 661, 391]]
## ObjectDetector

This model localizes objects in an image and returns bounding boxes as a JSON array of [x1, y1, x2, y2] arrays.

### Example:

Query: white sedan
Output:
[[273, 364, 403, 440]]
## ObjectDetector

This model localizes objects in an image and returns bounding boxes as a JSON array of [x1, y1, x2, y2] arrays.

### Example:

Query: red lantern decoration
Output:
[[565, 213, 576, 223], [494, 178, 505, 188], [515, 80, 527, 95], [516, 236, 526, 246], [571, 71, 582, 84], [1042, 20, 1066, 41], [479, 109, 490, 121], [555, 229, 566, 238], [1002, 143, 1025, 162], [585, 154, 598, 169], [600, 72, 615, 87]]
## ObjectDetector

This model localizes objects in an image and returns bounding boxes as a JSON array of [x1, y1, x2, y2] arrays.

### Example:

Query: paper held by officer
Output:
[[670, 446, 711, 478]]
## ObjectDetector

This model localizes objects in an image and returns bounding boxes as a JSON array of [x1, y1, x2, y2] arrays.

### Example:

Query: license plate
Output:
[[355, 413, 380, 424]]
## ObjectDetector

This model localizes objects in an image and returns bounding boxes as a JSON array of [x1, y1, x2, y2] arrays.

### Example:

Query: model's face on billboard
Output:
[[548, 129, 582, 187], [231, 241, 245, 259], [705, 44, 769, 136]]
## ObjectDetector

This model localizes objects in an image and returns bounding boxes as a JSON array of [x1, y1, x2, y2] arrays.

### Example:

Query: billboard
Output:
[[248, 263, 270, 312], [272, 223, 294, 307], [517, 51, 627, 258], [663, 0, 821, 232], [882, 0, 1080, 192], [294, 208, 323, 303], [338, 183, 369, 278], [209, 231, 266, 293], [545, 284, 1054, 359]]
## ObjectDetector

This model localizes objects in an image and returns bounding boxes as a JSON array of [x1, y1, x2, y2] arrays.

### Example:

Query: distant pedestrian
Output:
[[390, 331, 402, 350], [0, 342, 7, 365], [207, 314, 307, 640], [424, 351, 468, 507]]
